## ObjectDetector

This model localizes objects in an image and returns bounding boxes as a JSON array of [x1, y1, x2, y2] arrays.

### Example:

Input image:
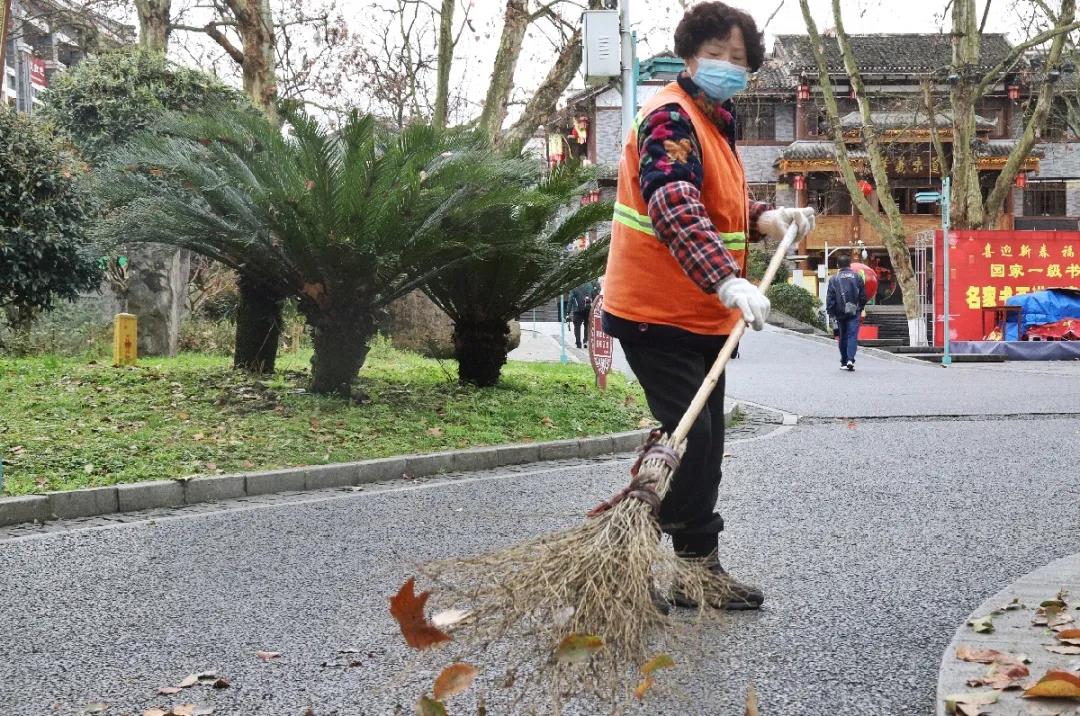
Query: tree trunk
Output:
[[125, 243, 189, 357], [498, 29, 583, 153], [135, 0, 172, 52], [478, 0, 529, 140], [454, 319, 510, 387], [128, 1, 185, 358], [432, 0, 455, 129], [949, 0, 987, 230], [234, 276, 284, 373], [308, 313, 376, 396], [231, 0, 278, 121]]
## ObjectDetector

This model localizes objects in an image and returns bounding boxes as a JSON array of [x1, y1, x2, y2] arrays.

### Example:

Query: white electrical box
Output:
[[582, 10, 621, 85]]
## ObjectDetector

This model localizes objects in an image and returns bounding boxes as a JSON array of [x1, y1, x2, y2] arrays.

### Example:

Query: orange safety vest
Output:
[[603, 82, 750, 336]]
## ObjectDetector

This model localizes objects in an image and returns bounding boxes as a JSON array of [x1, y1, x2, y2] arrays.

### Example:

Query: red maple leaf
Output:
[[389, 578, 451, 650]]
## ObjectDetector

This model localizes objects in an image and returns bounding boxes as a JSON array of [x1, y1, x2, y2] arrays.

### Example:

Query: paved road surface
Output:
[[2, 329, 1079, 715]]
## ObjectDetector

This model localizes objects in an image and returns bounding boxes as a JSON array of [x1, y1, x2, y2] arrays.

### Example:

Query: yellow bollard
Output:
[[113, 313, 137, 367]]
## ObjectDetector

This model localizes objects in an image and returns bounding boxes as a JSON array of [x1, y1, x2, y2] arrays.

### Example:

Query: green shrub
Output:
[[767, 282, 825, 330], [747, 243, 791, 285]]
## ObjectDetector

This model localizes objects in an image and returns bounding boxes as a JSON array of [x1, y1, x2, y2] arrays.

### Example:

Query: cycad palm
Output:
[[424, 163, 612, 386], [92, 107, 512, 394]]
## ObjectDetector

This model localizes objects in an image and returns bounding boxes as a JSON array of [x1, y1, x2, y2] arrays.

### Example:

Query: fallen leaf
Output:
[[303, 709, 315, 716], [256, 651, 281, 663], [178, 411, 190, 421], [193, 433, 205, 441], [967, 662, 1030, 690], [84, 463, 95, 474], [541, 416, 555, 428], [168, 707, 195, 716], [157, 687, 181, 695], [633, 654, 676, 701], [211, 678, 230, 689], [431, 609, 471, 628], [433, 663, 478, 700], [416, 696, 447, 716], [745, 681, 759, 716], [1059, 629, 1080, 640], [642, 654, 675, 676], [968, 615, 994, 633], [204, 462, 218, 472], [178, 674, 199, 688], [1023, 670, 1080, 699], [83, 703, 109, 715], [1052, 612, 1076, 629], [1000, 597, 1025, 611], [309, 416, 320, 431], [944, 691, 999, 713], [554, 633, 604, 664], [426, 427, 443, 437], [388, 578, 451, 650], [1046, 645, 1080, 655], [956, 646, 1027, 665]]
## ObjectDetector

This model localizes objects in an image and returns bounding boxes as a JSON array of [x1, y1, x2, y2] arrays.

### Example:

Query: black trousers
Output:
[[572, 311, 588, 347], [604, 312, 727, 555]]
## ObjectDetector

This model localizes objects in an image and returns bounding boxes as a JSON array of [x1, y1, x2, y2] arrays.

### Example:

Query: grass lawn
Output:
[[0, 339, 651, 495]]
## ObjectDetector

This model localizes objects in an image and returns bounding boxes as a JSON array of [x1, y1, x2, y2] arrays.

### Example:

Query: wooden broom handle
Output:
[[672, 221, 801, 444]]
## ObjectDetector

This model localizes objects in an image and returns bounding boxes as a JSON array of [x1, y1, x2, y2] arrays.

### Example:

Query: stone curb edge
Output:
[[765, 323, 928, 366], [0, 430, 657, 529]]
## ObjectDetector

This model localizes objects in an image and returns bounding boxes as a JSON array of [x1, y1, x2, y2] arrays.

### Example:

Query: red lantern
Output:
[[1015, 173, 1027, 189], [798, 83, 810, 101], [1008, 84, 1020, 101], [851, 262, 879, 300], [793, 174, 806, 191]]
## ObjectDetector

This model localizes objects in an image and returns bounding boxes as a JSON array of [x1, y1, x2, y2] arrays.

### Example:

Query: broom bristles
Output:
[[420, 433, 736, 709]]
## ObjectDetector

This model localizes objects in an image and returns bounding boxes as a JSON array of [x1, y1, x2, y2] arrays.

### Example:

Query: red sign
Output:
[[30, 58, 47, 87], [934, 230, 1080, 344], [588, 294, 613, 389]]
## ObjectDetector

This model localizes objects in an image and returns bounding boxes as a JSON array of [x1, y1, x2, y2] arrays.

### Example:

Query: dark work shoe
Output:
[[671, 563, 764, 611]]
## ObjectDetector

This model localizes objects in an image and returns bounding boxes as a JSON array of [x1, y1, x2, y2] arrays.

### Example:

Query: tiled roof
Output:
[[981, 139, 1044, 158], [747, 58, 798, 92], [774, 33, 1013, 74], [778, 141, 867, 161], [839, 111, 997, 131]]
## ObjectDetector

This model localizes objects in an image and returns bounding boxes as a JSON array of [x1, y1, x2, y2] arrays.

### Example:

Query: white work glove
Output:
[[716, 276, 771, 331], [758, 207, 816, 242]]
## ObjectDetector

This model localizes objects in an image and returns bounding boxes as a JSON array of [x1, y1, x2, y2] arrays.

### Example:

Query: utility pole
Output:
[[619, 0, 634, 140], [941, 176, 953, 367]]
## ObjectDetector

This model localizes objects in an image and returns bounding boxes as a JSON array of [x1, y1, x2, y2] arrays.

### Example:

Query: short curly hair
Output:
[[674, 2, 766, 72]]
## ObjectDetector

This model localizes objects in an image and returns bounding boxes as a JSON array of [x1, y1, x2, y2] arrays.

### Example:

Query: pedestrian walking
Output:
[[826, 254, 868, 371], [568, 283, 592, 348], [601, 1, 814, 609]]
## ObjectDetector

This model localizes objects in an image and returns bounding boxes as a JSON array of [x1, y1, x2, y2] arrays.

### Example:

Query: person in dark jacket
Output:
[[826, 254, 868, 371], [568, 283, 592, 348]]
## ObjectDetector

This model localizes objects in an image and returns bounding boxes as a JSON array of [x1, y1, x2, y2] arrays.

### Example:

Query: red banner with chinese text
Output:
[[934, 230, 1080, 345]]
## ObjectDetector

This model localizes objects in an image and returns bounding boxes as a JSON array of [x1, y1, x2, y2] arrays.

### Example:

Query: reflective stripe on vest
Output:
[[612, 201, 746, 250]]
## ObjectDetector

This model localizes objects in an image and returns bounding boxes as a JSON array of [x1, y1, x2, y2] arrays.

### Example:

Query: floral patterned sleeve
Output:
[[636, 105, 740, 291]]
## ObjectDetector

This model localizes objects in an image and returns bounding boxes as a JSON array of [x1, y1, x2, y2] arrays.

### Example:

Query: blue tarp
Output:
[[1003, 288, 1080, 340]]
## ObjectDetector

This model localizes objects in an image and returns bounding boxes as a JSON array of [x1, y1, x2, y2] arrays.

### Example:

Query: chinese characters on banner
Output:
[[589, 295, 613, 389], [934, 230, 1080, 345]]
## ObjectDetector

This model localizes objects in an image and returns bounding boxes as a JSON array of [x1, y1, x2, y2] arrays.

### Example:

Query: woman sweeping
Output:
[[602, 1, 815, 609]]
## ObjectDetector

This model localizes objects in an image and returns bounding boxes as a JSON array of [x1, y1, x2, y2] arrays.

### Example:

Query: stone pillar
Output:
[[123, 244, 190, 357]]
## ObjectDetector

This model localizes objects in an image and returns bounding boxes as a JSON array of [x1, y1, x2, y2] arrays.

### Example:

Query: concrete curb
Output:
[[0, 430, 658, 529], [935, 551, 1080, 715], [764, 324, 929, 366]]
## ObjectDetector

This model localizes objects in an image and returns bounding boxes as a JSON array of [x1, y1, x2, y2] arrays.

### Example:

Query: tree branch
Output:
[[974, 17, 1080, 99]]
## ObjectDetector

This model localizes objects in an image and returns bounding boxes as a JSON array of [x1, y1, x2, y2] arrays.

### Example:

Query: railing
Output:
[[804, 213, 1013, 250]]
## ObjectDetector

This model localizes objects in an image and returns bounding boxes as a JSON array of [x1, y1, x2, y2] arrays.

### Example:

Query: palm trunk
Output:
[[454, 319, 510, 387], [308, 313, 376, 395], [234, 277, 283, 373]]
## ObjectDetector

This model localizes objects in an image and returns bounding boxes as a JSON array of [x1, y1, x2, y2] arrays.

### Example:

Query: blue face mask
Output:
[[691, 58, 749, 102]]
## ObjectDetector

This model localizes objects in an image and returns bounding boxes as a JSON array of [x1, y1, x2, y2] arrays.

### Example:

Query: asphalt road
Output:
[[3, 330, 1079, 716]]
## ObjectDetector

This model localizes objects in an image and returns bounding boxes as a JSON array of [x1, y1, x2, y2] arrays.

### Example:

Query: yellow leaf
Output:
[[633, 675, 655, 701], [944, 691, 999, 713], [431, 609, 471, 628], [641, 654, 675, 676], [967, 615, 994, 633], [433, 663, 478, 700], [1023, 669, 1080, 699], [554, 633, 604, 664]]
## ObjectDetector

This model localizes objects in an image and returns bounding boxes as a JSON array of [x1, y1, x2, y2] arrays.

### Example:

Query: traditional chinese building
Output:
[[2, 0, 132, 113], [546, 34, 1080, 330]]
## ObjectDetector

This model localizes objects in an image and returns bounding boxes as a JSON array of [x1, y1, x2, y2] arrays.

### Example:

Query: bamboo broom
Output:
[[417, 222, 802, 706]]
